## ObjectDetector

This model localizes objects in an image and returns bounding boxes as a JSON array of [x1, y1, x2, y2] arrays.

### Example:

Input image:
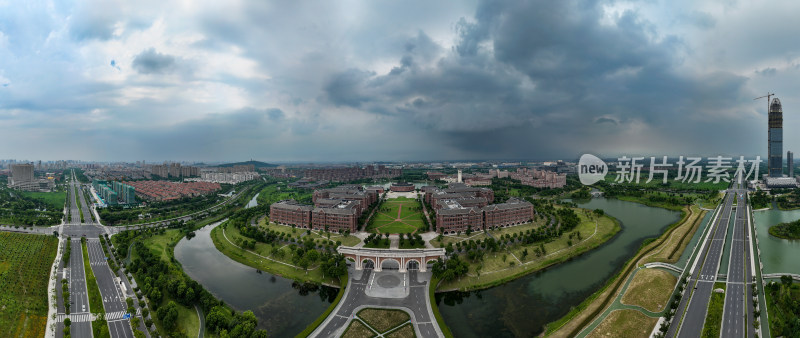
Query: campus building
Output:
[[423, 183, 494, 206], [426, 183, 533, 234], [271, 185, 378, 233], [311, 200, 359, 233], [435, 207, 483, 234], [270, 200, 313, 228], [509, 168, 567, 188], [482, 198, 534, 229], [390, 182, 415, 192]]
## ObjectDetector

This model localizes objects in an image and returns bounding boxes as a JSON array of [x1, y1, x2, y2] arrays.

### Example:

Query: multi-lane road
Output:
[[721, 181, 755, 338], [669, 177, 759, 337], [67, 237, 93, 338], [61, 170, 135, 338], [670, 191, 734, 337], [86, 238, 135, 338]]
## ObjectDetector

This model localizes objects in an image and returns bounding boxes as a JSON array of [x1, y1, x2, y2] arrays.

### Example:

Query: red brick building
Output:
[[482, 198, 533, 229], [311, 202, 359, 233], [390, 182, 415, 192], [436, 207, 483, 234], [270, 200, 313, 228]]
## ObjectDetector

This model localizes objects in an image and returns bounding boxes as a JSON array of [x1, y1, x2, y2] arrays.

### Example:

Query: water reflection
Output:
[[437, 197, 680, 337], [174, 222, 335, 337]]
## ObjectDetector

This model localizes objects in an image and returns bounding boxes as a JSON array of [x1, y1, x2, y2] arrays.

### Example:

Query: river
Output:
[[174, 222, 336, 337], [246, 192, 260, 208], [435, 197, 681, 337], [753, 208, 800, 274]]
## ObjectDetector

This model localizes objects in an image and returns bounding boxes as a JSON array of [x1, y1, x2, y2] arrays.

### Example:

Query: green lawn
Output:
[[211, 224, 342, 286], [438, 210, 620, 291], [0, 232, 58, 338], [21, 190, 67, 211], [143, 229, 185, 262], [367, 198, 426, 234], [131, 231, 200, 337], [260, 219, 362, 246]]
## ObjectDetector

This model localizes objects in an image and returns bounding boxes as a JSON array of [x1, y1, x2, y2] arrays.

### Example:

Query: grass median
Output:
[[81, 239, 104, 315], [700, 282, 726, 338]]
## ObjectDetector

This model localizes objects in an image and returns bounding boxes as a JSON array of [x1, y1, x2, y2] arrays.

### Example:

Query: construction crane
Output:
[[754, 92, 775, 112]]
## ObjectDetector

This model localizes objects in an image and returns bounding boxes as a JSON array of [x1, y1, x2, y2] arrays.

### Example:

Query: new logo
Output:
[[578, 154, 607, 185]]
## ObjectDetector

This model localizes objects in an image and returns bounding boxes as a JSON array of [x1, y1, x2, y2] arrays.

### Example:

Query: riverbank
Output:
[[545, 205, 700, 337], [435, 209, 621, 292], [210, 221, 342, 287], [767, 218, 800, 239]]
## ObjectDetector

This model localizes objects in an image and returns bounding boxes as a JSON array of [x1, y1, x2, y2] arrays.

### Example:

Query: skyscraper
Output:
[[789, 151, 794, 178], [769, 98, 783, 177]]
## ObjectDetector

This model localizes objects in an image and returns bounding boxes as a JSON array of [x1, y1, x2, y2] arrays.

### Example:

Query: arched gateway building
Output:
[[337, 246, 446, 272]]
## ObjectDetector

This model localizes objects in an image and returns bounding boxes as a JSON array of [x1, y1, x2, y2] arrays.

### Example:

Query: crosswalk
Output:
[[105, 311, 129, 320], [57, 310, 137, 323], [57, 313, 96, 322]]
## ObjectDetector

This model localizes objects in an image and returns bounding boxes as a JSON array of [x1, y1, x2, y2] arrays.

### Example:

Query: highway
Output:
[[68, 238, 93, 338], [86, 238, 135, 338], [668, 190, 734, 337], [721, 179, 756, 338]]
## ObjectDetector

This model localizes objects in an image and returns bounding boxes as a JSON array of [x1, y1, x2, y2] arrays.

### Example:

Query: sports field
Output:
[[367, 197, 427, 234]]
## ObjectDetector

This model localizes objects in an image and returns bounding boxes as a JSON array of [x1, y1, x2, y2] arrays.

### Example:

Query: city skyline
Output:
[[2, 0, 800, 162]]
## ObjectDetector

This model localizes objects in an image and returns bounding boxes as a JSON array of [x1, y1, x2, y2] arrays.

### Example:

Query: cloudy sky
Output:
[[1, 0, 799, 163]]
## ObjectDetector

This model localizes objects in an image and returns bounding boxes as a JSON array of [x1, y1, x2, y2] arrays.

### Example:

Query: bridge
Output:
[[643, 262, 683, 274], [337, 246, 446, 272], [763, 273, 800, 281]]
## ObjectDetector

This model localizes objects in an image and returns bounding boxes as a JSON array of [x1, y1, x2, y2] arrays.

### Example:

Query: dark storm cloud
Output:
[[132, 48, 177, 74], [321, 0, 756, 159]]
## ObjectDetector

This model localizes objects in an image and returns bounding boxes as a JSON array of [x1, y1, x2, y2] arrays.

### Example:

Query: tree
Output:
[[156, 301, 179, 331], [781, 275, 793, 288], [205, 306, 232, 334]]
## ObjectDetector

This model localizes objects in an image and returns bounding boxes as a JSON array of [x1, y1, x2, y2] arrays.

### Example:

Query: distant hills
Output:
[[217, 160, 278, 168]]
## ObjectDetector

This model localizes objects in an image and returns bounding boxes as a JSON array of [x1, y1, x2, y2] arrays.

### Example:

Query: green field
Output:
[[20, 190, 67, 211], [367, 197, 426, 234], [0, 232, 58, 338]]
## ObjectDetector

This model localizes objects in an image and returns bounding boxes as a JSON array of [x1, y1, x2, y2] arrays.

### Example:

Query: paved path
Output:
[[312, 267, 442, 337]]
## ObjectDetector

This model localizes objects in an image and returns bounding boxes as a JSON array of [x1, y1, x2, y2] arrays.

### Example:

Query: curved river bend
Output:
[[436, 197, 681, 337], [174, 222, 335, 337]]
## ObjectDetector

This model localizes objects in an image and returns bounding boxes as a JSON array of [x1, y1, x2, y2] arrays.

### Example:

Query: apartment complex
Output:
[[303, 165, 401, 182], [271, 185, 378, 233], [92, 180, 136, 205], [127, 180, 221, 201], [151, 163, 200, 178], [197, 172, 260, 184]]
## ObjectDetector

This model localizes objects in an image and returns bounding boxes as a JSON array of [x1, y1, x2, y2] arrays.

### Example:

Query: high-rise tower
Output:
[[789, 151, 794, 177], [769, 98, 783, 177]]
